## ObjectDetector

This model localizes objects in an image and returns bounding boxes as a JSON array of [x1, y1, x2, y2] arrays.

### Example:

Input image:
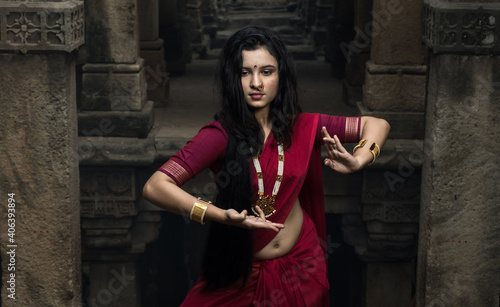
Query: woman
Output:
[[143, 26, 390, 306]]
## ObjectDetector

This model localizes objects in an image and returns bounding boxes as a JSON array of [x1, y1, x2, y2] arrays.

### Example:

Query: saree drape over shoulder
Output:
[[158, 113, 360, 307]]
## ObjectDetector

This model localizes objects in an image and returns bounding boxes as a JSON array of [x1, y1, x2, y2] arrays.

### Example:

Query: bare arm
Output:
[[142, 171, 284, 231], [322, 116, 390, 173]]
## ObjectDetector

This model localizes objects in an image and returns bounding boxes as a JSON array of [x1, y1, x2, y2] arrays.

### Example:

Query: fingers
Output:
[[332, 134, 346, 153], [254, 205, 280, 232], [254, 205, 266, 221], [321, 126, 331, 138], [322, 126, 343, 155], [321, 127, 334, 151], [242, 206, 284, 232], [268, 223, 285, 232], [264, 219, 285, 232], [225, 208, 246, 222]]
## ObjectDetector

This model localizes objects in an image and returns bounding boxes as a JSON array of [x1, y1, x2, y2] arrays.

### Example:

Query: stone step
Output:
[[225, 11, 295, 29], [204, 6, 315, 60], [211, 25, 306, 48], [205, 44, 315, 61], [225, 0, 288, 10], [227, 6, 288, 14]]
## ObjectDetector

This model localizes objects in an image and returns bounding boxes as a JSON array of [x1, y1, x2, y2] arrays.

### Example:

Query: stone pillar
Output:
[[199, 0, 219, 58], [159, 0, 192, 73], [80, 167, 162, 307], [417, 2, 500, 306], [339, 140, 421, 306], [326, 0, 354, 78], [312, 0, 333, 57], [304, 0, 317, 30], [360, 0, 426, 139], [187, 0, 206, 58], [0, 1, 84, 306], [341, 0, 426, 305], [79, 0, 154, 138], [78, 0, 161, 306], [139, 0, 170, 107], [342, 0, 373, 105]]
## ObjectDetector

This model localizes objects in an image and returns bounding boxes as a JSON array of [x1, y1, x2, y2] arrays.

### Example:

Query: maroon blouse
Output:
[[158, 113, 360, 186]]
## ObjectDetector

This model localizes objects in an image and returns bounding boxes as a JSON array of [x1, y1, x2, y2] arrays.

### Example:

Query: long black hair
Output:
[[202, 26, 302, 291]]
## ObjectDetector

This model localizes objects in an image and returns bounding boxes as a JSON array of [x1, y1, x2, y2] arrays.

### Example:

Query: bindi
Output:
[[254, 65, 257, 68]]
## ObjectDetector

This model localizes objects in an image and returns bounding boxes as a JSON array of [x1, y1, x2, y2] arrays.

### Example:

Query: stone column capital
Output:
[[0, 0, 84, 53], [423, 0, 500, 55]]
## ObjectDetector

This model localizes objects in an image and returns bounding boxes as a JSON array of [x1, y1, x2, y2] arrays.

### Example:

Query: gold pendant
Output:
[[251, 195, 276, 218]]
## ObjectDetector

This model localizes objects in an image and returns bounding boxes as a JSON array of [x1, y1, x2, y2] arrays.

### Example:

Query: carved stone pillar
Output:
[[139, 0, 170, 107], [336, 139, 421, 306], [79, 0, 153, 138], [360, 0, 426, 139], [78, 0, 161, 306], [339, 2, 426, 305], [80, 167, 162, 307], [0, 1, 84, 306], [417, 2, 500, 306]]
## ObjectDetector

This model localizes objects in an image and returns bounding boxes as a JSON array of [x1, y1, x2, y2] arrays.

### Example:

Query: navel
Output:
[[273, 243, 280, 249]]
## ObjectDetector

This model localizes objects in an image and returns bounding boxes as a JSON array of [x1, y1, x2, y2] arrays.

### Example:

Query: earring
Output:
[[257, 83, 264, 91]]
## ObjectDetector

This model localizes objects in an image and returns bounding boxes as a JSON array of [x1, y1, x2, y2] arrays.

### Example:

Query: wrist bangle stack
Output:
[[190, 198, 211, 224]]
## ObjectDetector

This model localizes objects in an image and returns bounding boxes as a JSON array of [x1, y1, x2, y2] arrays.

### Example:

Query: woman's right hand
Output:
[[225, 206, 284, 232]]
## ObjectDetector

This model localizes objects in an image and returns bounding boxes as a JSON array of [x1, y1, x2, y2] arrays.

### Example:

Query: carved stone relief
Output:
[[80, 168, 136, 202], [0, 1, 84, 53], [423, 1, 500, 54]]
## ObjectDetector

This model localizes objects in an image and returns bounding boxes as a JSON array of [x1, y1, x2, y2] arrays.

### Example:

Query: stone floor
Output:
[[153, 58, 359, 148]]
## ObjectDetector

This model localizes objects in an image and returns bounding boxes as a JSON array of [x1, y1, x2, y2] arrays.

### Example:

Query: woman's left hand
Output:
[[321, 127, 361, 174], [225, 205, 284, 232]]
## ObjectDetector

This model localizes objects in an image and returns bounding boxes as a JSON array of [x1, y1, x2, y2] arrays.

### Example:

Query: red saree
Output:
[[158, 113, 360, 306]]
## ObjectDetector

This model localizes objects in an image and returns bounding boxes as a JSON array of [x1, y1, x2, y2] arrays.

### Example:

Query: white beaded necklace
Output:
[[251, 144, 284, 218]]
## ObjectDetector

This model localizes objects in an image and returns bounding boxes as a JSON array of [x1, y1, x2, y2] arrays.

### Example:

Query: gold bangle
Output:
[[368, 150, 377, 165], [367, 142, 380, 165], [353, 139, 367, 154], [190, 198, 210, 224], [370, 142, 380, 157]]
